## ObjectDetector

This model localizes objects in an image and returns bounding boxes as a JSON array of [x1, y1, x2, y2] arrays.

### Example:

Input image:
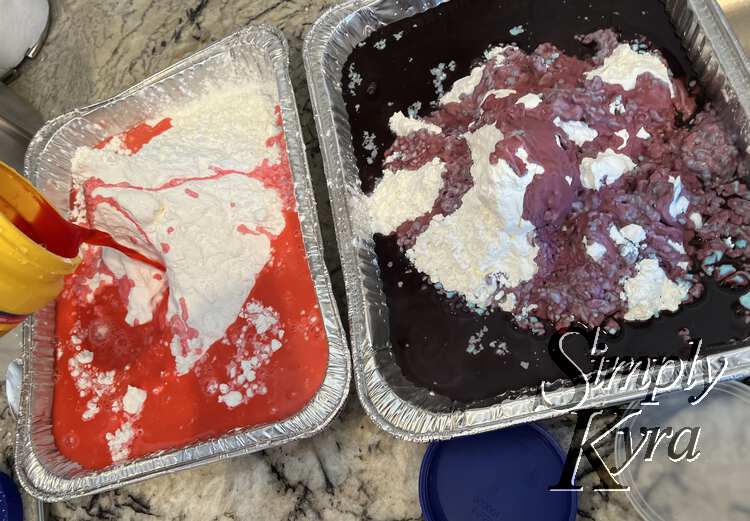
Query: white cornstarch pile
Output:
[[388, 111, 442, 137], [554, 117, 599, 146], [439, 47, 508, 105], [621, 259, 690, 321], [579, 149, 636, 190], [583, 237, 607, 262], [586, 43, 675, 96], [70, 76, 290, 463], [72, 84, 281, 189], [367, 158, 446, 235], [481, 88, 517, 105], [122, 386, 147, 415], [92, 174, 285, 375], [516, 93, 543, 109], [364, 36, 696, 329], [407, 124, 541, 309], [106, 422, 136, 463]]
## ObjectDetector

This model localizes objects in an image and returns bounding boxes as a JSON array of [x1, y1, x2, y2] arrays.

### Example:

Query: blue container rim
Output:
[[418, 423, 578, 521]]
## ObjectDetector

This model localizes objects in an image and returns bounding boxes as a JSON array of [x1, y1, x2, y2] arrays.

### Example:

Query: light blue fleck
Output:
[[703, 250, 724, 266]]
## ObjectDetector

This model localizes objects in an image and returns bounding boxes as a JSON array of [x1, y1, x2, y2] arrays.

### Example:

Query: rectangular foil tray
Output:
[[303, 0, 750, 442], [17, 24, 351, 501]]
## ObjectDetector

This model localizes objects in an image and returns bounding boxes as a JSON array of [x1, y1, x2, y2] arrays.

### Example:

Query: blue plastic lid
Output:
[[0, 473, 22, 521], [419, 423, 577, 521]]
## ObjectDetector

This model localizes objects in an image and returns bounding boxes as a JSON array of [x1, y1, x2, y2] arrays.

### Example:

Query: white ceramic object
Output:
[[0, 0, 50, 78]]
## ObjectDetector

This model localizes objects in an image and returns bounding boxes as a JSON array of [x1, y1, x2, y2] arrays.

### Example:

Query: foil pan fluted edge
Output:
[[16, 24, 351, 501], [303, 0, 750, 442]]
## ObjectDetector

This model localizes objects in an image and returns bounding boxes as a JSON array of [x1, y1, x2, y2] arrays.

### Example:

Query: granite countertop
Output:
[[0, 1, 702, 520]]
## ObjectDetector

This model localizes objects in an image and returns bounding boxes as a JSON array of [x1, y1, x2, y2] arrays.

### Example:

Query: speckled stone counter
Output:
[[3, 1, 673, 519], [0, 389, 635, 521]]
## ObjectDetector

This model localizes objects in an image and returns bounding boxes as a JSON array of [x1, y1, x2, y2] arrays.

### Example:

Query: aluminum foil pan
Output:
[[303, 0, 750, 442], [16, 24, 351, 501]]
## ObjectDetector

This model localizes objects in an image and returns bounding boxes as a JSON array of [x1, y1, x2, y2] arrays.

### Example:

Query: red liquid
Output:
[[72, 229, 164, 271], [53, 111, 329, 469], [1, 186, 163, 270]]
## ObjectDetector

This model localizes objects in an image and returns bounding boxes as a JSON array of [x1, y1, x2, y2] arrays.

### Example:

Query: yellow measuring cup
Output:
[[0, 161, 80, 337]]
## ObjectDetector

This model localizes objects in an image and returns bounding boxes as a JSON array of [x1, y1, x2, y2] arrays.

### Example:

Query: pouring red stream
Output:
[[1, 193, 164, 271]]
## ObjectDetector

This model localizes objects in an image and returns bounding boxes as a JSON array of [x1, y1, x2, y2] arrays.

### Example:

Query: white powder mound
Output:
[[408, 124, 540, 308], [610, 223, 647, 260], [69, 76, 290, 378], [388, 111, 442, 137], [497, 292, 517, 312], [514, 147, 545, 176], [553, 117, 599, 146], [586, 43, 675, 97], [93, 173, 285, 375], [72, 82, 281, 189], [106, 422, 135, 464], [440, 65, 484, 105], [516, 93, 542, 109], [75, 350, 94, 364], [440, 47, 507, 105], [583, 237, 607, 261], [101, 248, 165, 326], [362, 131, 379, 165], [481, 88, 516, 105], [622, 258, 690, 321], [580, 148, 636, 190], [219, 391, 243, 408], [466, 326, 488, 355], [122, 385, 147, 415], [367, 157, 445, 236], [620, 223, 647, 244]]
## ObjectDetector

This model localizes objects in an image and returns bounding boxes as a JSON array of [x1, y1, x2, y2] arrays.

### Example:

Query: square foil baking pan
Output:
[[17, 24, 351, 501], [303, 0, 750, 442]]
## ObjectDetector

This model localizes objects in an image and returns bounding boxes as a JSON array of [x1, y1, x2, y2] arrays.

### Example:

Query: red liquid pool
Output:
[[53, 111, 329, 469]]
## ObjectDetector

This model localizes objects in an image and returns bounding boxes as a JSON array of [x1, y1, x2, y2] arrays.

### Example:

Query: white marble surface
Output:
[[3, 0, 724, 520], [0, 384, 639, 521], [0, 329, 21, 375]]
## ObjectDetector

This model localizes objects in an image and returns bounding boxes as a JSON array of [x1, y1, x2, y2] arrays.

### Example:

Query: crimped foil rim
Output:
[[303, 0, 750, 442], [16, 23, 351, 501]]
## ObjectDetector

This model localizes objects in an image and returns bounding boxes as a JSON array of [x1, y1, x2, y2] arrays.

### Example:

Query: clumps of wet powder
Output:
[[364, 28, 749, 334], [203, 301, 285, 409], [67, 348, 115, 421]]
